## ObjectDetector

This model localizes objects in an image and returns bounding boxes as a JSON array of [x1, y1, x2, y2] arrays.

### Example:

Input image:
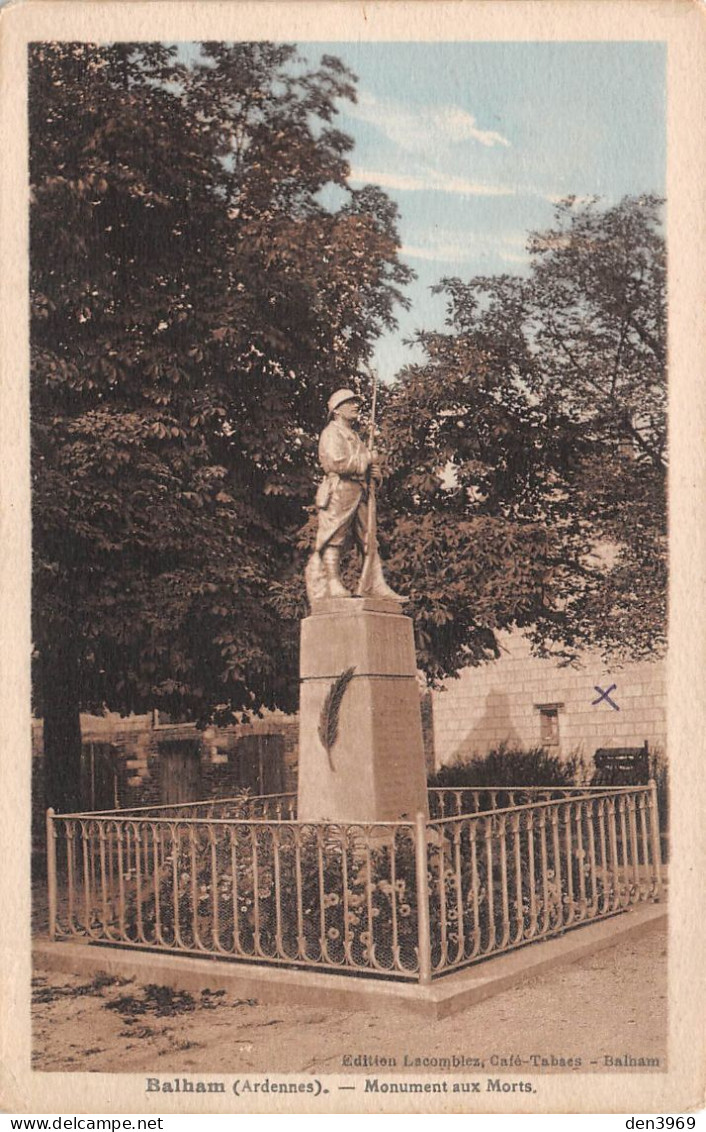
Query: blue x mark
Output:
[[592, 684, 619, 711]]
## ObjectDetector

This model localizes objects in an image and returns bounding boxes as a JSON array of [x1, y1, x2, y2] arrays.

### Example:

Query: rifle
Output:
[[357, 366, 378, 593]]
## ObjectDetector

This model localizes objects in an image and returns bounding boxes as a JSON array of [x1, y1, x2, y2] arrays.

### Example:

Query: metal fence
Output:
[[427, 785, 612, 818], [73, 793, 299, 822], [45, 783, 663, 983]]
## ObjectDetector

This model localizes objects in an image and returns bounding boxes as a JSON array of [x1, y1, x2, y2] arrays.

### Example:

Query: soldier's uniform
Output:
[[305, 389, 402, 602], [314, 415, 372, 553]]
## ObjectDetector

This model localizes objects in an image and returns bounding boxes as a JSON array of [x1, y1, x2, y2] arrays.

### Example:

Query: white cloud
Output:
[[499, 250, 531, 264], [437, 105, 510, 149], [546, 193, 598, 206], [350, 165, 516, 198], [401, 228, 530, 267], [349, 92, 510, 152], [402, 243, 475, 263]]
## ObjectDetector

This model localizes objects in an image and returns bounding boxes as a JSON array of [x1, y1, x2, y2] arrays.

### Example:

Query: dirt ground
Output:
[[31, 921, 667, 1076]]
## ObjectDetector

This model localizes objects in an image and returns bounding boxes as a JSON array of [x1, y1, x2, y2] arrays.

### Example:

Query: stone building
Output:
[[31, 711, 299, 862], [32, 710, 299, 811], [429, 630, 666, 768], [32, 628, 666, 840]]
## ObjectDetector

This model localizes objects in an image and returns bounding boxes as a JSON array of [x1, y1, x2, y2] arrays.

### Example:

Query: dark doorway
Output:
[[158, 739, 203, 804], [234, 734, 285, 795], [80, 742, 119, 811]]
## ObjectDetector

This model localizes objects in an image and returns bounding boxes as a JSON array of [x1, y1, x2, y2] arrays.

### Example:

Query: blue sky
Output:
[[180, 40, 665, 381], [296, 41, 666, 381]]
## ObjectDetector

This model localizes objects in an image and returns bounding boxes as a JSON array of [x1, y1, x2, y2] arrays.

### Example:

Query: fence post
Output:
[[46, 808, 57, 941], [414, 811, 432, 985], [648, 779, 663, 901]]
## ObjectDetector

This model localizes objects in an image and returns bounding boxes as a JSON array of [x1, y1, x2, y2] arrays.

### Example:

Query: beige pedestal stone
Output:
[[297, 597, 429, 823]]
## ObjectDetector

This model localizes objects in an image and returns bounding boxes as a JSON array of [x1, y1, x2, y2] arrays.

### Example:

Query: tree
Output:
[[30, 41, 412, 810], [378, 195, 666, 681]]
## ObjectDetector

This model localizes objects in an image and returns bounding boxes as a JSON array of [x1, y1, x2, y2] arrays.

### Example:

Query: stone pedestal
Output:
[[297, 597, 429, 823]]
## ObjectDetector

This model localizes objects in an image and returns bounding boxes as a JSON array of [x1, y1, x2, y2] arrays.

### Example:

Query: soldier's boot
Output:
[[362, 554, 407, 602], [322, 548, 351, 598]]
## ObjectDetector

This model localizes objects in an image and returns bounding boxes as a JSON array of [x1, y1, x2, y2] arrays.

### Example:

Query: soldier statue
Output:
[[305, 387, 404, 603]]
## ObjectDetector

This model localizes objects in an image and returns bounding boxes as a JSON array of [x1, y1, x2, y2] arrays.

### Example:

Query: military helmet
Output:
[[327, 388, 361, 415]]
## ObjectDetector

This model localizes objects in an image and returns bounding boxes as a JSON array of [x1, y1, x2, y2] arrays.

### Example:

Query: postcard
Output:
[[1, 0, 705, 1117]]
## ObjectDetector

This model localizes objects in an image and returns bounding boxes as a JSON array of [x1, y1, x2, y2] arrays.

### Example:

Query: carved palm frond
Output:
[[318, 666, 356, 770]]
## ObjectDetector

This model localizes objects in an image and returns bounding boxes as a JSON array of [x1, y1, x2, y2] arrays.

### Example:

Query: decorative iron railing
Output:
[[71, 792, 299, 821], [427, 785, 614, 819], [422, 788, 663, 977], [45, 784, 663, 983]]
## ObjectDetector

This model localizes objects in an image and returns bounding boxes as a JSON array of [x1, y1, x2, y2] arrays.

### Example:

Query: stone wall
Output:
[[94, 715, 299, 809], [430, 631, 666, 769], [31, 711, 299, 864], [32, 636, 666, 841]]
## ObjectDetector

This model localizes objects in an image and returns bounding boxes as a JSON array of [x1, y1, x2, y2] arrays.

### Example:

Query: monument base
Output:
[[297, 597, 429, 823]]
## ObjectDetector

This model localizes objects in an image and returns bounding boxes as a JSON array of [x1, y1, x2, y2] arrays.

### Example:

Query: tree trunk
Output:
[[42, 631, 83, 813]]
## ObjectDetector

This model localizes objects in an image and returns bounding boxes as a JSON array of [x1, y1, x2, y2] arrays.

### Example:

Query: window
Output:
[[536, 703, 563, 747], [152, 709, 196, 729]]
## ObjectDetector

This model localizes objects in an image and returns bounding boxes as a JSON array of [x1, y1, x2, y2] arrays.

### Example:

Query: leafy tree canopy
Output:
[[31, 41, 411, 808], [379, 195, 666, 676], [31, 38, 666, 815]]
